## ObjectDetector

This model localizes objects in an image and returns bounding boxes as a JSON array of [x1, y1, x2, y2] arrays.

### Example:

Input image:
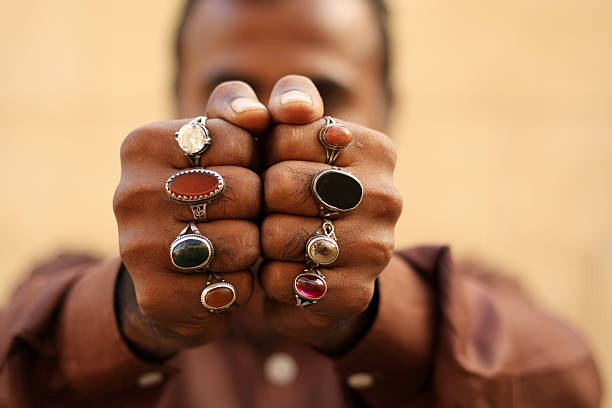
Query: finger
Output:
[[206, 80, 270, 134], [258, 261, 374, 319], [264, 119, 395, 169], [115, 166, 262, 223], [263, 161, 401, 220], [130, 268, 253, 339], [121, 118, 258, 171], [119, 219, 260, 273], [267, 75, 324, 124], [261, 214, 395, 269]]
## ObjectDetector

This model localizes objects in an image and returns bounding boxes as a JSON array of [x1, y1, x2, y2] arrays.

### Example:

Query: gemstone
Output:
[[294, 273, 327, 300], [203, 284, 236, 309], [176, 123, 210, 154], [167, 169, 224, 202], [323, 125, 352, 147], [306, 236, 339, 265], [312, 169, 363, 211], [171, 237, 212, 269]]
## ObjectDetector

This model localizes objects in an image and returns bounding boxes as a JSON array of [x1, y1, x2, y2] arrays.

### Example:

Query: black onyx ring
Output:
[[311, 168, 363, 217], [319, 116, 352, 166], [170, 223, 214, 271], [166, 168, 225, 222], [175, 116, 212, 167]]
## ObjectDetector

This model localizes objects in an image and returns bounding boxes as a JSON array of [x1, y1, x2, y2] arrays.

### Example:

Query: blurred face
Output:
[[177, 0, 388, 130]]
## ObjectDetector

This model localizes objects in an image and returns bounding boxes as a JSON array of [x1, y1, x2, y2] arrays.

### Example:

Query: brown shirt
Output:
[[0, 247, 602, 407]]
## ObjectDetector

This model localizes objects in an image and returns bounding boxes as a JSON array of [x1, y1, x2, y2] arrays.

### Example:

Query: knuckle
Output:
[[217, 222, 260, 270], [113, 181, 158, 218], [135, 287, 161, 322], [365, 181, 403, 220], [260, 217, 280, 254], [381, 185, 403, 221], [120, 124, 158, 162], [222, 170, 261, 217], [350, 281, 376, 314], [236, 223, 260, 266], [263, 163, 286, 204], [364, 236, 394, 267], [364, 129, 397, 168], [259, 263, 291, 301], [261, 216, 309, 260]]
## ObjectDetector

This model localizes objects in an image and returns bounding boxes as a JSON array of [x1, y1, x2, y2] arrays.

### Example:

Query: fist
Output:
[[259, 75, 403, 352], [113, 82, 269, 359]]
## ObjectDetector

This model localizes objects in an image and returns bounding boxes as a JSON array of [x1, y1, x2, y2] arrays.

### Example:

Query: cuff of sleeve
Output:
[[333, 255, 435, 407], [56, 257, 177, 399]]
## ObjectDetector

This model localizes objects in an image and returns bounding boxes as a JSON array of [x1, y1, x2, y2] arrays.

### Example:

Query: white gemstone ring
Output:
[[175, 116, 212, 167]]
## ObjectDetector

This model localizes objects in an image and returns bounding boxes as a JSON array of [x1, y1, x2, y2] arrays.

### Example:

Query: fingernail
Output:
[[231, 97, 267, 113], [280, 90, 312, 105]]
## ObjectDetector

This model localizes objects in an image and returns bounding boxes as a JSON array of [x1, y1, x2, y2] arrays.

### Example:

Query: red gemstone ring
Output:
[[294, 268, 328, 307], [201, 272, 236, 313], [166, 168, 225, 221], [318, 116, 352, 166]]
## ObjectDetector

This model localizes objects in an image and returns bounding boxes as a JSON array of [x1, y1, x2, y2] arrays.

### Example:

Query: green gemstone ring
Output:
[[170, 223, 214, 271]]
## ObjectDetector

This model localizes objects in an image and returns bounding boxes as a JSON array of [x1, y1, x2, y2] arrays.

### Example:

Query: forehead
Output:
[[180, 0, 383, 89]]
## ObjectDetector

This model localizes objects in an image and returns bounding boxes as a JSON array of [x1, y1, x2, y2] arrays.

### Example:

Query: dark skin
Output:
[[115, 0, 433, 394]]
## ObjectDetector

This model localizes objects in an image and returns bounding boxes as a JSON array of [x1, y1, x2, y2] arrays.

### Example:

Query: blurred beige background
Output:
[[1, 0, 610, 404]]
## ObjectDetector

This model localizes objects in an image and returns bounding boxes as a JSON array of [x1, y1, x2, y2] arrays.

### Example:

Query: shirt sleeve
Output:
[[333, 246, 602, 407], [0, 255, 176, 407]]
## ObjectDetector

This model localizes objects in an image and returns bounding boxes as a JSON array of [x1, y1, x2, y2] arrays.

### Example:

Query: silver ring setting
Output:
[[170, 223, 214, 270], [311, 167, 363, 218], [305, 220, 338, 266], [294, 220, 338, 307], [319, 116, 352, 166], [294, 268, 327, 307], [201, 274, 236, 313], [175, 116, 212, 167], [166, 168, 225, 221]]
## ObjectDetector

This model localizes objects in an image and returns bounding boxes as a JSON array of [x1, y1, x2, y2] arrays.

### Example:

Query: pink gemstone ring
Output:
[[294, 268, 328, 307], [318, 116, 352, 166]]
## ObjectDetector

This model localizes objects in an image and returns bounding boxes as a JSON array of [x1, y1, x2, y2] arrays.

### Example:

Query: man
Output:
[[0, 0, 602, 406]]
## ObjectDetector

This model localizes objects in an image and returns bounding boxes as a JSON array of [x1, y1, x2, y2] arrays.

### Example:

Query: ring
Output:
[[306, 220, 339, 266], [170, 222, 214, 270], [175, 116, 212, 167], [311, 167, 363, 217], [201, 272, 236, 312], [166, 168, 225, 221], [319, 116, 352, 166], [294, 267, 327, 307]]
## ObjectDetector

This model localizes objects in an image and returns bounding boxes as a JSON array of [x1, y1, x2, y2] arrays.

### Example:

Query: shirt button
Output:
[[137, 371, 164, 388], [263, 352, 299, 386], [346, 372, 375, 390]]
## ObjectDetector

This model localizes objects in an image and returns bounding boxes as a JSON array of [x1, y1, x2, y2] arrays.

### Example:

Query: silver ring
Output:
[[311, 167, 363, 218], [319, 116, 352, 166], [170, 223, 214, 270], [201, 272, 236, 312], [175, 116, 212, 167], [306, 220, 339, 266], [166, 168, 225, 222], [294, 267, 327, 307]]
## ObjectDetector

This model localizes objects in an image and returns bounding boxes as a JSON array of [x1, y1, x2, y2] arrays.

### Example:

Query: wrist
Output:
[[114, 264, 177, 361], [310, 280, 379, 356]]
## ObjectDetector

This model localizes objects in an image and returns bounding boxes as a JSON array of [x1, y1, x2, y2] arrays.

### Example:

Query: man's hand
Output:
[[259, 75, 403, 353], [113, 82, 268, 360]]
